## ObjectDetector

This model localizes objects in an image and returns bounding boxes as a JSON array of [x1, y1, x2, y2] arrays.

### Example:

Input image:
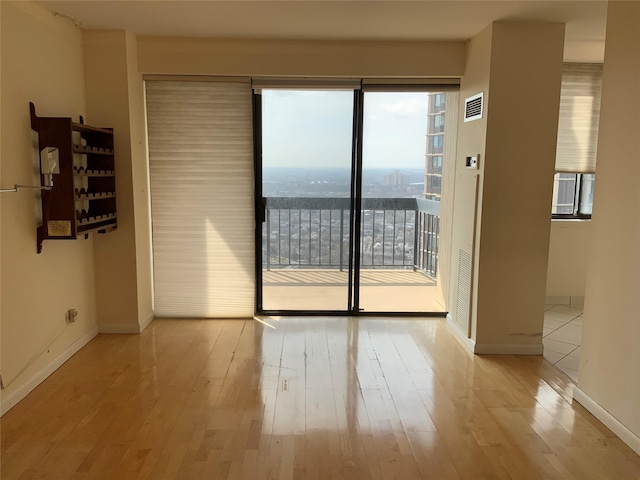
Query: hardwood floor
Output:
[[2, 317, 639, 479]]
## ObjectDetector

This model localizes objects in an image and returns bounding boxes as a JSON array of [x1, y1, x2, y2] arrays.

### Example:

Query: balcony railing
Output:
[[263, 197, 440, 277]]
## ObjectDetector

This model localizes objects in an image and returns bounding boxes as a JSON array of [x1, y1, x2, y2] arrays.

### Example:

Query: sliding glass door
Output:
[[358, 92, 439, 312], [258, 89, 356, 312], [255, 85, 454, 314]]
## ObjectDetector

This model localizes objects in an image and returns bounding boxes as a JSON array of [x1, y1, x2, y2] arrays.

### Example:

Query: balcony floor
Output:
[[262, 269, 445, 313]]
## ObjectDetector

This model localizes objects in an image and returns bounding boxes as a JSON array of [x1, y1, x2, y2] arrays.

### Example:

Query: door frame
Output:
[[253, 85, 448, 318]]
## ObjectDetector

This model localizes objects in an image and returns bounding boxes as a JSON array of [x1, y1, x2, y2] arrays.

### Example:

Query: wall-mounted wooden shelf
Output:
[[30, 102, 117, 253]]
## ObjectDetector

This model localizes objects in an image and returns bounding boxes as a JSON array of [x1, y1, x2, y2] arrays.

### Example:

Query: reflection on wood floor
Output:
[[2, 317, 639, 479]]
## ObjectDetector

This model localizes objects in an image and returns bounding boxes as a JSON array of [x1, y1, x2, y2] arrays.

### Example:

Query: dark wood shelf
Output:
[[73, 167, 115, 177], [73, 145, 114, 155], [76, 212, 117, 227], [31, 102, 117, 253], [76, 190, 116, 200], [71, 122, 113, 135]]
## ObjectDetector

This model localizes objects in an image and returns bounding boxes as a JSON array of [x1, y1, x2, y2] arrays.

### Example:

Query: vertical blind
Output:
[[146, 81, 255, 318], [556, 63, 603, 173]]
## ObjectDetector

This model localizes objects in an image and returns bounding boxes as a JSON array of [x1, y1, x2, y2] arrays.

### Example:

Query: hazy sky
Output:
[[262, 90, 429, 169]]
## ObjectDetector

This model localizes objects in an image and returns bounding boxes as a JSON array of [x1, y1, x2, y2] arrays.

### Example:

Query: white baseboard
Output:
[[570, 296, 585, 305], [573, 387, 640, 456], [546, 295, 571, 305], [445, 314, 542, 355], [98, 322, 141, 334], [545, 295, 585, 306], [0, 326, 99, 416], [445, 314, 476, 352], [139, 311, 154, 332], [474, 342, 543, 355], [99, 312, 154, 334]]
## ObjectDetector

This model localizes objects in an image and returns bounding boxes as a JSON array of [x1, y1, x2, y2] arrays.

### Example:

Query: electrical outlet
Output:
[[65, 309, 78, 324]]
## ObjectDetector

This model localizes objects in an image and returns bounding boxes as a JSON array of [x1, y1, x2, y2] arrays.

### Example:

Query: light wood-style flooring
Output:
[[2, 317, 639, 479]]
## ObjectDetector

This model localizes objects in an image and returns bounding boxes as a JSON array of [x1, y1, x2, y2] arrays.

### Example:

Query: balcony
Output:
[[262, 197, 444, 312]]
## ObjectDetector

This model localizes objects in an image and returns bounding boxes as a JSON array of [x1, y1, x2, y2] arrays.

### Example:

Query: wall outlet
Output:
[[65, 309, 78, 324]]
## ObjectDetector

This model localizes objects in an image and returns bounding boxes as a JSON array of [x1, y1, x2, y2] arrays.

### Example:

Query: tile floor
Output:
[[543, 303, 583, 381]]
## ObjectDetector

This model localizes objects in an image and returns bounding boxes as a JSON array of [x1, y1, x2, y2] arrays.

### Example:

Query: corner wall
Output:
[[450, 21, 565, 353], [0, 2, 98, 413], [83, 30, 153, 333], [575, 0, 640, 454]]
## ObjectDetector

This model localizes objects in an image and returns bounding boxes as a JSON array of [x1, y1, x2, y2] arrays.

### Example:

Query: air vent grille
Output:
[[454, 248, 472, 333], [464, 93, 483, 122]]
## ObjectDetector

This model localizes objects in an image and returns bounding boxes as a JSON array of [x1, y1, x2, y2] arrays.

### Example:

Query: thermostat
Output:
[[465, 155, 479, 169]]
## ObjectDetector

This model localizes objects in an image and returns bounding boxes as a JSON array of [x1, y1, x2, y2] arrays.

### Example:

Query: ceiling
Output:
[[35, 1, 607, 59]]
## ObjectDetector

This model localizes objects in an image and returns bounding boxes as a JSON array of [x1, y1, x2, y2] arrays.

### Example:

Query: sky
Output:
[[262, 90, 429, 170]]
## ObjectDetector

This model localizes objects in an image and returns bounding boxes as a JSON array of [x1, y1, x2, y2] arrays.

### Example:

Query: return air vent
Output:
[[464, 93, 483, 122], [454, 248, 472, 334]]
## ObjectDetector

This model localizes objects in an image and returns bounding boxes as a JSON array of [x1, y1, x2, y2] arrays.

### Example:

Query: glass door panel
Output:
[[260, 89, 355, 311], [359, 92, 445, 313]]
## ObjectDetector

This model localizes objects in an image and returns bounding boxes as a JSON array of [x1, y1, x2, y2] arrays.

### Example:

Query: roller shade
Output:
[[556, 63, 603, 173], [145, 81, 255, 318]]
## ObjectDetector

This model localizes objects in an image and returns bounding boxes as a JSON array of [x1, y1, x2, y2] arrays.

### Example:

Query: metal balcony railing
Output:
[[263, 197, 440, 277]]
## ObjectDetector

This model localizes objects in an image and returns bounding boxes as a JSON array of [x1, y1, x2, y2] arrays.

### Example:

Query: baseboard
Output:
[[99, 311, 155, 334], [474, 342, 543, 355], [573, 387, 640, 456], [0, 326, 99, 416], [444, 314, 542, 355], [546, 295, 571, 305], [139, 311, 154, 332], [569, 296, 585, 306], [445, 313, 476, 352], [98, 322, 142, 334], [545, 295, 585, 306]]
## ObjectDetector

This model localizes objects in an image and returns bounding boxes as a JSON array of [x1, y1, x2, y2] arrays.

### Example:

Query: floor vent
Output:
[[464, 93, 483, 122]]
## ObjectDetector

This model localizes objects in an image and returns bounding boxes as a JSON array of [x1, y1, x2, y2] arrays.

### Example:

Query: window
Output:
[[551, 173, 595, 218], [432, 156, 442, 168], [556, 63, 602, 172], [552, 63, 602, 219], [434, 93, 445, 108], [432, 135, 443, 148], [146, 80, 255, 317], [434, 114, 444, 128]]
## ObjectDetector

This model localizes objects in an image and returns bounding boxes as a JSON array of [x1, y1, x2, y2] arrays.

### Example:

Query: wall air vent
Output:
[[464, 92, 484, 122], [454, 248, 472, 334]]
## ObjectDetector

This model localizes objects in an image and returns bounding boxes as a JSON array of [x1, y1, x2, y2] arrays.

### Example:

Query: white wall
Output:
[[83, 31, 153, 333], [575, 0, 640, 455], [137, 37, 467, 77], [0, 2, 98, 413], [546, 220, 593, 300]]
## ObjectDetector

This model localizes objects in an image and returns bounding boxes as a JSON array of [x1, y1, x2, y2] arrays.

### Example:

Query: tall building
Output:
[[383, 169, 409, 186], [424, 93, 446, 201]]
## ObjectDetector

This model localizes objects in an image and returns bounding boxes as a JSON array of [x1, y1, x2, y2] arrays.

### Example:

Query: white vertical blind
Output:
[[556, 63, 603, 173], [146, 81, 255, 318]]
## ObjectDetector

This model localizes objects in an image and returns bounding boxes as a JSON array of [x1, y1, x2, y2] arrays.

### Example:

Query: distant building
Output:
[[424, 93, 446, 201], [383, 169, 410, 186]]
